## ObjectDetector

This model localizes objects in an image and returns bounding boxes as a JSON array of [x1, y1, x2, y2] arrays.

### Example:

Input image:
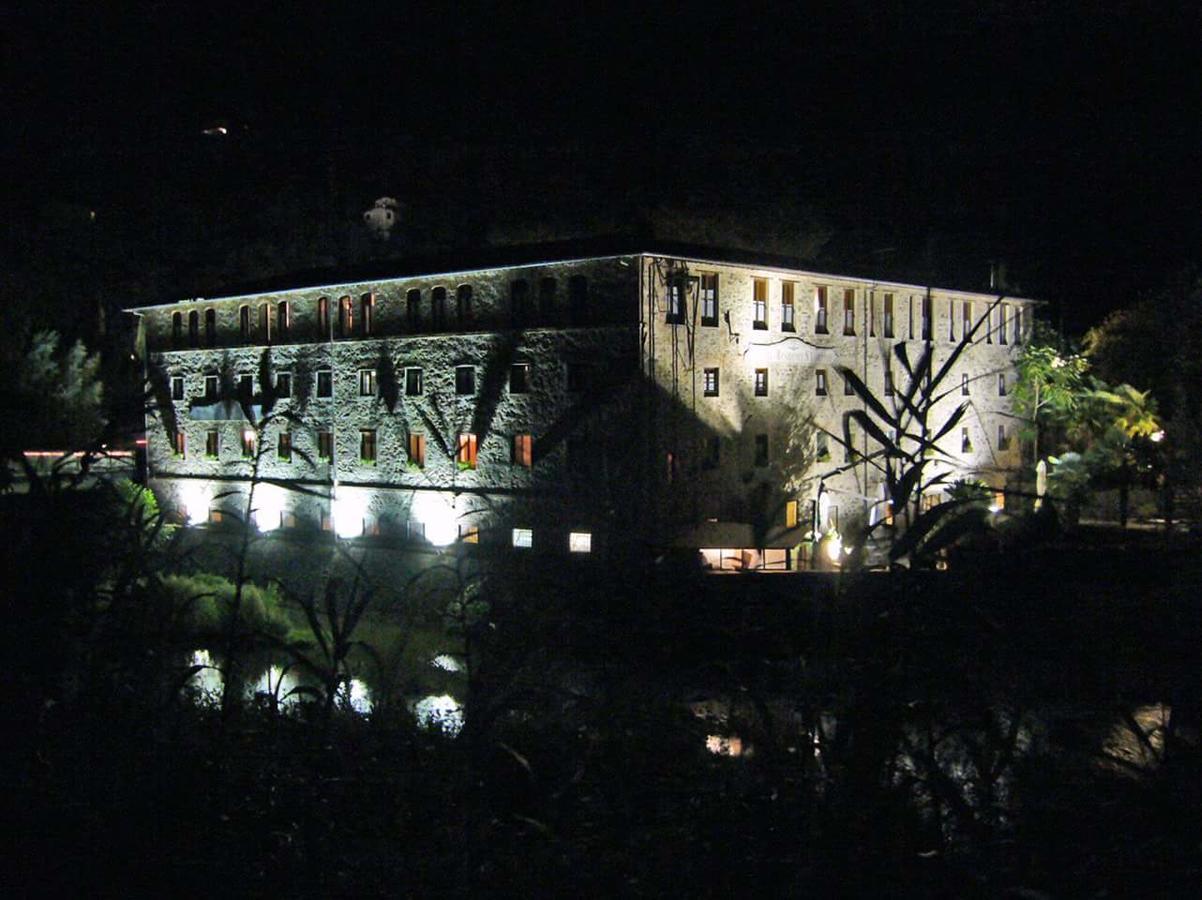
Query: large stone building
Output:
[[128, 242, 1034, 569]]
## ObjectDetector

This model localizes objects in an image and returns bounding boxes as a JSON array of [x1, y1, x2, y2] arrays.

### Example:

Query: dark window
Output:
[[815, 286, 829, 334], [666, 279, 686, 324], [569, 275, 588, 326], [985, 307, 993, 344], [317, 431, 333, 461], [407, 433, 425, 467], [510, 363, 530, 394], [455, 365, 475, 395], [781, 281, 796, 331], [240, 305, 251, 341], [205, 429, 220, 458], [883, 294, 894, 338], [961, 427, 972, 453], [884, 370, 895, 396], [843, 289, 855, 335], [406, 289, 421, 330], [512, 434, 533, 468], [1013, 307, 1023, 344], [921, 295, 932, 341], [999, 304, 1009, 345], [359, 369, 376, 396], [360, 429, 377, 464], [361, 294, 374, 336], [998, 373, 1007, 396], [238, 373, 253, 399], [172, 312, 183, 347], [432, 287, 447, 329], [457, 285, 472, 325], [700, 274, 719, 326], [539, 277, 557, 323], [318, 297, 330, 335], [511, 279, 530, 328], [317, 369, 333, 398], [703, 367, 719, 397], [276, 372, 291, 397], [259, 303, 272, 343], [189, 311, 200, 348], [703, 435, 720, 469], [277, 301, 290, 338], [962, 301, 973, 342], [278, 431, 292, 461], [338, 296, 353, 337], [948, 298, 956, 342], [753, 279, 768, 329], [755, 434, 769, 467], [204, 309, 216, 346], [171, 376, 184, 400], [816, 369, 828, 396], [405, 368, 423, 396], [754, 368, 768, 397], [204, 375, 218, 400]]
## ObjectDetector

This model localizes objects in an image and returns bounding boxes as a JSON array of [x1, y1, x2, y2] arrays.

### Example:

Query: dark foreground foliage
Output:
[[1, 485, 1199, 898]]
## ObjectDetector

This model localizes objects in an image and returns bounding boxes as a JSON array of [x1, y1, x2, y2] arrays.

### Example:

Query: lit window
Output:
[[359, 368, 377, 397], [816, 369, 828, 396], [317, 369, 333, 398], [883, 293, 894, 338], [318, 297, 330, 335], [241, 429, 256, 458], [208, 509, 225, 525], [961, 427, 972, 453], [700, 274, 718, 326], [406, 289, 421, 330], [884, 369, 894, 396], [843, 288, 855, 335], [276, 372, 291, 398], [754, 434, 769, 467], [338, 296, 353, 337], [511, 279, 530, 328], [405, 367, 423, 396], [512, 433, 533, 468], [998, 373, 1007, 396], [432, 287, 447, 329], [457, 433, 478, 469], [815, 286, 829, 334], [457, 284, 473, 325], [785, 499, 799, 528], [171, 376, 184, 401], [753, 279, 768, 329], [205, 429, 220, 459], [455, 365, 475, 395], [278, 431, 292, 461], [204, 309, 215, 347], [703, 367, 720, 397], [360, 429, 377, 464], [204, 374, 218, 400], [512, 527, 533, 548], [569, 275, 588, 326], [509, 363, 530, 394], [754, 368, 768, 397], [962, 373, 970, 396], [318, 430, 333, 462], [277, 301, 290, 338], [666, 279, 686, 324], [461, 524, 479, 544], [172, 312, 182, 347], [781, 281, 796, 331], [408, 433, 425, 467], [240, 305, 251, 341], [173, 431, 186, 458], [569, 531, 592, 553], [361, 293, 374, 336]]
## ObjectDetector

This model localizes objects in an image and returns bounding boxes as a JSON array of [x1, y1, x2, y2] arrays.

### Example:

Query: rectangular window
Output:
[[172, 312, 183, 347], [278, 431, 292, 461], [240, 305, 251, 341], [754, 434, 769, 467], [868, 292, 875, 337], [999, 304, 1009, 344], [361, 294, 374, 336], [205, 429, 220, 459], [962, 373, 970, 395], [457, 285, 473, 325], [318, 297, 330, 335], [703, 435, 720, 469], [405, 367, 423, 396], [455, 365, 475, 395], [457, 433, 478, 469], [238, 373, 253, 399], [277, 301, 290, 338], [962, 301, 973, 342], [569, 531, 592, 553], [961, 427, 972, 453], [700, 274, 718, 326], [815, 286, 829, 334], [512, 433, 533, 468], [1013, 307, 1023, 344], [171, 376, 184, 401], [360, 429, 377, 464], [509, 363, 530, 394], [703, 367, 720, 397], [241, 428, 256, 459], [781, 282, 795, 331], [317, 369, 333, 398], [985, 307, 993, 344], [359, 368, 377, 397], [785, 499, 799, 529], [883, 293, 894, 338], [884, 369, 894, 396], [666, 279, 686, 324], [754, 368, 768, 397], [205, 374, 218, 400], [843, 288, 855, 335], [753, 279, 768, 329], [998, 424, 1010, 450], [407, 433, 425, 468], [998, 373, 1007, 396], [318, 430, 333, 462], [204, 309, 216, 347], [512, 527, 532, 549], [816, 369, 828, 396], [275, 372, 291, 398], [947, 298, 955, 342], [173, 431, 186, 458], [338, 296, 353, 337], [259, 303, 272, 343], [921, 294, 932, 341], [406, 289, 421, 330]]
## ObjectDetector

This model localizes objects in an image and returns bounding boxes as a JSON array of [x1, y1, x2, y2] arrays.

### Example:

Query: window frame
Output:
[[316, 369, 333, 399], [455, 365, 475, 395], [700, 273, 719, 326], [404, 367, 423, 397], [703, 367, 720, 397], [816, 369, 828, 396], [754, 368, 769, 397], [359, 368, 377, 397], [753, 278, 768, 330]]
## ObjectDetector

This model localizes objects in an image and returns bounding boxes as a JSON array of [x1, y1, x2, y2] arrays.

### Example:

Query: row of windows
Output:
[[692, 366, 1010, 400], [667, 276, 1026, 345], [169, 276, 595, 349], [170, 362, 600, 403]]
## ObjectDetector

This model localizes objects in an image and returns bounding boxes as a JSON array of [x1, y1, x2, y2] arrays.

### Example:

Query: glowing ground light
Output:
[[253, 483, 287, 531], [332, 491, 368, 538], [411, 492, 458, 546], [179, 482, 210, 525], [413, 694, 464, 736]]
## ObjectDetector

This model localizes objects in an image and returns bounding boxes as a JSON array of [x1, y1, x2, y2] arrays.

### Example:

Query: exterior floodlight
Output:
[[1151, 430, 1165, 443], [179, 482, 209, 525], [825, 535, 843, 562], [332, 492, 367, 539], [253, 483, 286, 532], [412, 492, 458, 546]]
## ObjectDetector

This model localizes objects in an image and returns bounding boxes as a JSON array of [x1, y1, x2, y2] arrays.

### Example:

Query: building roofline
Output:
[[122, 237, 1040, 311]]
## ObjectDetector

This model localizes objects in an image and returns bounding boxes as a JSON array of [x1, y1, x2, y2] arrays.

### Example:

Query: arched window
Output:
[[456, 285, 472, 325], [360, 294, 373, 336], [239, 305, 251, 341], [277, 301, 290, 339], [317, 297, 330, 336], [538, 277, 556, 323], [172, 311, 183, 347], [188, 310, 200, 347], [432, 287, 447, 329], [204, 308, 216, 347], [338, 296, 353, 337], [406, 289, 421, 330], [259, 303, 272, 343]]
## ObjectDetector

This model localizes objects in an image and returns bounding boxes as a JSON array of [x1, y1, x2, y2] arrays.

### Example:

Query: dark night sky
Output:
[[5, 2, 1202, 332]]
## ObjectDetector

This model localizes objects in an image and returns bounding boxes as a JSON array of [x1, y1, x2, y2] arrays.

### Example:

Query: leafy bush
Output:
[[161, 572, 291, 641]]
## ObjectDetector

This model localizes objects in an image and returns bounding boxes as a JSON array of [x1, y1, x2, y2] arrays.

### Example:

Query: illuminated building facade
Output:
[[128, 244, 1034, 568]]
